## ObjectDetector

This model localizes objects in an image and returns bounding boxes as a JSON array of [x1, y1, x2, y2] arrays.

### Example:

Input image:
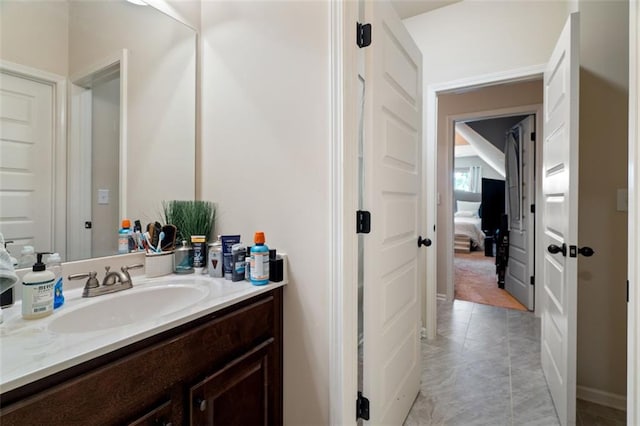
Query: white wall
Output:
[[404, 1, 569, 87], [454, 155, 504, 182], [576, 0, 628, 402], [0, 1, 69, 77], [200, 2, 331, 424]]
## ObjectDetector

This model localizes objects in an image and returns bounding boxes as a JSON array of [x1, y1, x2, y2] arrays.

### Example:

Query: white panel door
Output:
[[505, 115, 535, 310], [0, 71, 54, 253], [541, 13, 579, 426], [363, 0, 423, 423]]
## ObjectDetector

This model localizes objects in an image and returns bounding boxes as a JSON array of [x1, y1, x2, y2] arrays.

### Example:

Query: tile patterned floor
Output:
[[404, 299, 625, 426]]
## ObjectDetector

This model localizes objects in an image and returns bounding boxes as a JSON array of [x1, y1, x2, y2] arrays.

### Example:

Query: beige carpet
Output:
[[454, 251, 527, 311]]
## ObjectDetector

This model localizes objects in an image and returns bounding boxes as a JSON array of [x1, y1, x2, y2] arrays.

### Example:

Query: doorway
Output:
[[452, 113, 535, 312], [431, 78, 544, 313], [68, 54, 125, 261]]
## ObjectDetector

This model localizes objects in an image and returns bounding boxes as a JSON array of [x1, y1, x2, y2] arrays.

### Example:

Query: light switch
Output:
[[617, 188, 628, 212], [98, 189, 109, 205]]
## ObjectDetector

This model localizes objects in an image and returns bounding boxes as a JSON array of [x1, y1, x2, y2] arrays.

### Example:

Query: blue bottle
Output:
[[250, 232, 269, 286], [118, 219, 131, 254], [47, 253, 64, 309]]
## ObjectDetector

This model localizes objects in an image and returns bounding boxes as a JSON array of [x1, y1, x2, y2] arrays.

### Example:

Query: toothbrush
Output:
[[140, 233, 151, 253], [156, 231, 165, 253], [143, 232, 153, 253], [134, 231, 143, 251]]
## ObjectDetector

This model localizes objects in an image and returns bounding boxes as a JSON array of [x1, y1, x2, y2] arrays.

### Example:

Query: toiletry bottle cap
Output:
[[254, 232, 265, 244], [33, 252, 51, 272], [122, 219, 131, 229]]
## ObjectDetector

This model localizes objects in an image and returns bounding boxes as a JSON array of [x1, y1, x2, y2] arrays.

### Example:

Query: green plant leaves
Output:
[[162, 200, 216, 243]]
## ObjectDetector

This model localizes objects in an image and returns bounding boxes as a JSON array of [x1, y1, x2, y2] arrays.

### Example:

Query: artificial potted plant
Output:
[[162, 200, 216, 244]]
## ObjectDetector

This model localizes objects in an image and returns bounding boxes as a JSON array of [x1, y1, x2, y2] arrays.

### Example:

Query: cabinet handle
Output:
[[195, 398, 207, 412]]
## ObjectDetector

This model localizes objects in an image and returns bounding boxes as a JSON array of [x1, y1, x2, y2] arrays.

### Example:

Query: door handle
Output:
[[578, 246, 595, 257], [418, 236, 432, 247], [547, 243, 567, 256]]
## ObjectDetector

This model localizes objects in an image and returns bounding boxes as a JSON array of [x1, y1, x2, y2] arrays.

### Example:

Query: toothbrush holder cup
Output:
[[145, 251, 174, 278]]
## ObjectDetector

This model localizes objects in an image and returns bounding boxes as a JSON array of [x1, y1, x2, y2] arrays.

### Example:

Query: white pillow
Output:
[[457, 200, 481, 217], [454, 210, 477, 218]]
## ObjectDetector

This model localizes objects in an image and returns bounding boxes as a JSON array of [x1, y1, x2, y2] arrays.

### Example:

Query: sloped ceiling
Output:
[[466, 115, 529, 152], [455, 123, 506, 177], [391, 0, 462, 19]]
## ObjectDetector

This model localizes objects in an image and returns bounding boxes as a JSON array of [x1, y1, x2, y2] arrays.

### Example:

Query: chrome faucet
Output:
[[69, 264, 144, 298]]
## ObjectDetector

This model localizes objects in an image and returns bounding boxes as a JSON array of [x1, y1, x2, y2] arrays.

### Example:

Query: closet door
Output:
[[505, 115, 535, 310]]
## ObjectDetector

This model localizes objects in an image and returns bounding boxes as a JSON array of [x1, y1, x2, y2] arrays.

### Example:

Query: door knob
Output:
[[418, 236, 432, 247], [578, 246, 595, 257], [547, 243, 567, 256], [194, 398, 207, 412]]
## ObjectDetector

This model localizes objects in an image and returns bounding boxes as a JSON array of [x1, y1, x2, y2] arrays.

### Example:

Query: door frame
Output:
[[628, 0, 639, 422], [424, 65, 546, 337], [445, 105, 542, 313], [329, 0, 359, 425], [0, 60, 67, 260]]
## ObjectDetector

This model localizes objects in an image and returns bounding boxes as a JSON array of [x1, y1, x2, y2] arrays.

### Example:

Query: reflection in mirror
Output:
[[0, 0, 196, 262]]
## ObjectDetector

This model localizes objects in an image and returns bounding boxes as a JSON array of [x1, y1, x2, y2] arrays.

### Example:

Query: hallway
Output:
[[405, 300, 627, 425], [404, 299, 558, 425]]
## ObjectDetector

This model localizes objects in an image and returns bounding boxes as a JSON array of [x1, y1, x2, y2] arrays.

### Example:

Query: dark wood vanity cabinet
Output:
[[0, 288, 283, 426]]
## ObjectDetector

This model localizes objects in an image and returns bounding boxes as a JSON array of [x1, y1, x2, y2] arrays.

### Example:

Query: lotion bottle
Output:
[[22, 252, 55, 319]]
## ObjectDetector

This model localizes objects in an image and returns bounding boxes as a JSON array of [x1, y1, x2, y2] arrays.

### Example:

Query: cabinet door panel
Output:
[[190, 340, 274, 426]]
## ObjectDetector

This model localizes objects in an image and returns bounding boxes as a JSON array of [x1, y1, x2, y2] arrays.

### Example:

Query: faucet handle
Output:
[[68, 271, 99, 289], [122, 263, 144, 273]]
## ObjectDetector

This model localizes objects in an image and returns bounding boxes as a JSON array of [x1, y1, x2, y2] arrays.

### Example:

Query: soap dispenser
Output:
[[22, 252, 55, 320]]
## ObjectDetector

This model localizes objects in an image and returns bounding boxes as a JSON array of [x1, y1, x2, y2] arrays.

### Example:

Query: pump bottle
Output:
[[22, 252, 55, 319]]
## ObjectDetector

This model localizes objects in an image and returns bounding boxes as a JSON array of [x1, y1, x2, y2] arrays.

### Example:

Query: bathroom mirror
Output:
[[0, 0, 196, 262]]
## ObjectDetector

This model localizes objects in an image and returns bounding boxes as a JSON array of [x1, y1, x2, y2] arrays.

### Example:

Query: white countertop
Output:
[[0, 274, 286, 394]]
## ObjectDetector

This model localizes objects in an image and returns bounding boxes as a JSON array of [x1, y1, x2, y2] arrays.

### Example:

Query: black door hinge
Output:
[[357, 22, 372, 48], [530, 204, 535, 214], [530, 276, 535, 286], [627, 280, 630, 303], [85, 221, 92, 229], [356, 392, 370, 421], [356, 210, 371, 234], [531, 132, 536, 142]]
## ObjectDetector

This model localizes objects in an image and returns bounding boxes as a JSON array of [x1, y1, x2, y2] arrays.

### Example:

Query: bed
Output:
[[454, 191, 486, 252], [454, 214, 485, 252]]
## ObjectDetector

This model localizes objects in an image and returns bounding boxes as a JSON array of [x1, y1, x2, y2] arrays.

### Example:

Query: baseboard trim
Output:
[[437, 292, 447, 301], [577, 385, 627, 412]]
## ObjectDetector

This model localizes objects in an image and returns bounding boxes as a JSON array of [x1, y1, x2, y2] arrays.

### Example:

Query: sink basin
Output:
[[48, 284, 210, 333]]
